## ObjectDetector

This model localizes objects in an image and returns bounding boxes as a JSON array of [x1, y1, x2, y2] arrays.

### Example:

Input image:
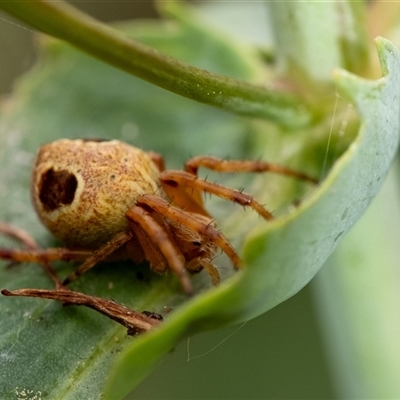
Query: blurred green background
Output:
[[0, 2, 336, 398]]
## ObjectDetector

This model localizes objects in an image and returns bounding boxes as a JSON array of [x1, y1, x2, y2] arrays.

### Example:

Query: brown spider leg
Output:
[[0, 223, 76, 288], [0, 247, 93, 263], [148, 151, 165, 172], [0, 222, 38, 250], [184, 156, 319, 184], [125, 205, 193, 295], [0, 247, 94, 289], [62, 231, 133, 285], [1, 227, 161, 335], [137, 194, 243, 269], [161, 170, 274, 221], [186, 257, 221, 285], [1, 288, 161, 335], [201, 261, 220, 285]]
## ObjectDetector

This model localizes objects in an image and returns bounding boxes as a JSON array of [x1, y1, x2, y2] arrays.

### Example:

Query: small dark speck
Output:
[[334, 231, 344, 243], [142, 310, 163, 321], [341, 208, 349, 221], [136, 271, 144, 281], [110, 174, 116, 180]]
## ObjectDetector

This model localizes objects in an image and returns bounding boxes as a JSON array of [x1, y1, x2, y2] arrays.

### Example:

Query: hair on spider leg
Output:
[[151, 186, 164, 197], [206, 218, 217, 228], [166, 197, 175, 206], [260, 202, 270, 212]]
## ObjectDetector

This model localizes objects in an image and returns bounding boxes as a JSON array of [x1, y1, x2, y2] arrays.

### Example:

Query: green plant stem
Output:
[[268, 2, 369, 83], [0, 0, 311, 128]]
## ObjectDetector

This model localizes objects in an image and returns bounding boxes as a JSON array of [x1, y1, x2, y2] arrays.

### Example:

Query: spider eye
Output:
[[39, 168, 78, 211]]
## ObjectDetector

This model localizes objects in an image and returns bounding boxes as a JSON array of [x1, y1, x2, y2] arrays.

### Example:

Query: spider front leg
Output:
[[128, 201, 222, 294], [125, 205, 193, 295], [161, 170, 275, 221], [184, 156, 319, 184], [186, 257, 221, 286], [127, 201, 223, 288], [136, 194, 241, 277]]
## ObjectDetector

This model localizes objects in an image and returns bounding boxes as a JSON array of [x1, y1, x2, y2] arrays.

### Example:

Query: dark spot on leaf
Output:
[[39, 168, 78, 211], [334, 231, 344, 243]]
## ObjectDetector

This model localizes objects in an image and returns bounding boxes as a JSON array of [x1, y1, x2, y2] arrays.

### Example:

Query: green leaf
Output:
[[0, 5, 399, 400], [268, 2, 370, 81], [314, 164, 400, 398]]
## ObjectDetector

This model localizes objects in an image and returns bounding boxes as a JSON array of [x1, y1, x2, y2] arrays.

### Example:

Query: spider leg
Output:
[[136, 194, 242, 269], [0, 222, 38, 250], [184, 156, 318, 184], [0, 247, 92, 263], [125, 205, 192, 295], [0, 222, 70, 288], [1, 288, 161, 334], [201, 261, 220, 285], [148, 151, 165, 172], [186, 257, 221, 285], [161, 170, 274, 221], [63, 231, 133, 285]]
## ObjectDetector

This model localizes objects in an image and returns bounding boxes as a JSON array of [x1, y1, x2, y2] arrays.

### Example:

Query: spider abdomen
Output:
[[31, 139, 161, 248]]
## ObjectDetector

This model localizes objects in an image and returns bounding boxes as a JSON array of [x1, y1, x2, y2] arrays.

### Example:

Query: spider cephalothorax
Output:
[[1, 139, 318, 295]]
